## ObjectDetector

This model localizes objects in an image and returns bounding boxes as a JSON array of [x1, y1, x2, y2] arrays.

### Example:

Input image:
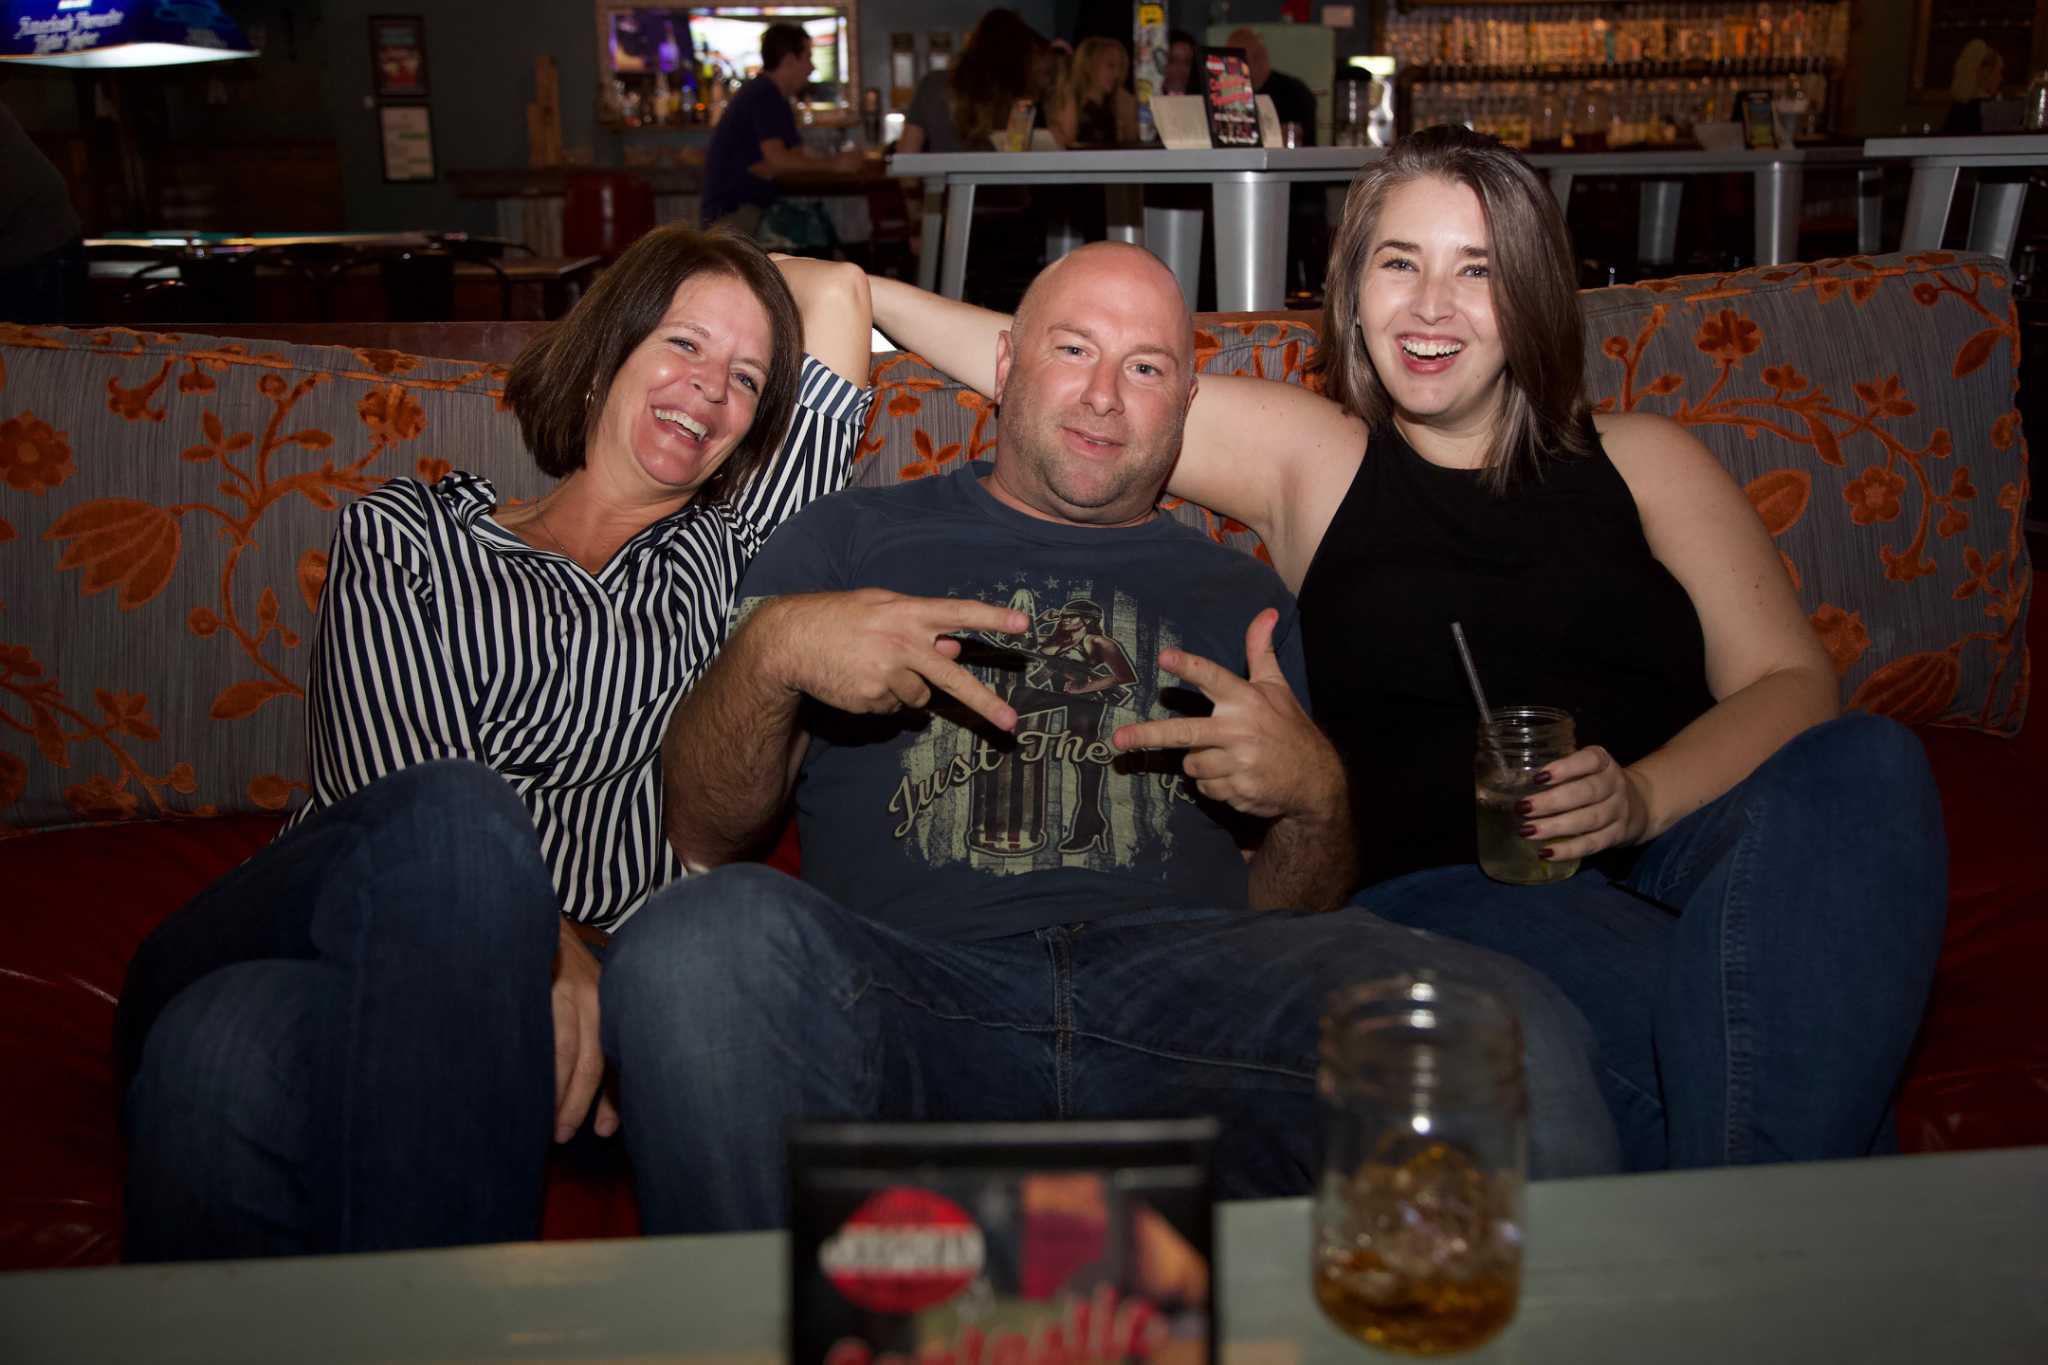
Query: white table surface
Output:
[[1862, 133, 2048, 166], [892, 148, 1384, 312], [1862, 134, 2048, 256], [889, 148, 1383, 180], [2, 1146, 2042, 1364]]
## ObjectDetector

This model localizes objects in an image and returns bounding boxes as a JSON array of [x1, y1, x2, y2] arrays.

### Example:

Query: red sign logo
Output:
[[819, 1187, 986, 1315]]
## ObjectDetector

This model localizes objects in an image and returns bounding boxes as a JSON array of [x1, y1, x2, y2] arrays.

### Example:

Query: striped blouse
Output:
[[287, 355, 873, 928]]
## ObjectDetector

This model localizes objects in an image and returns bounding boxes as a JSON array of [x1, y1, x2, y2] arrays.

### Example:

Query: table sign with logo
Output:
[[789, 1120, 1219, 1365], [1197, 48, 1261, 149]]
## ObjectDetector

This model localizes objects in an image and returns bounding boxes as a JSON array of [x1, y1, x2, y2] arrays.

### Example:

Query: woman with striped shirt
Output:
[[114, 229, 876, 1260]]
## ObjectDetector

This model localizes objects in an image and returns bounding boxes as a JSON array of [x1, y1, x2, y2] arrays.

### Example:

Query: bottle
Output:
[[2026, 69, 2048, 131]]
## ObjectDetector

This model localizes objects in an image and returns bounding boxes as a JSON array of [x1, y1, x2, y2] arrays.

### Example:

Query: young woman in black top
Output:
[[869, 125, 1947, 1172]]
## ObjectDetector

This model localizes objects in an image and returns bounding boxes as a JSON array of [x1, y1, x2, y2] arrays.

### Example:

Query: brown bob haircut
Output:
[[1310, 124, 1595, 492], [504, 226, 802, 505]]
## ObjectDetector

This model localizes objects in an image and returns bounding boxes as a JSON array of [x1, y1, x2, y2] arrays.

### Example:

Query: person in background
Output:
[[115, 233, 875, 1261], [1161, 30, 1197, 96], [1226, 26, 1317, 144], [899, 9, 1047, 155], [0, 98, 85, 324], [1942, 39, 2005, 135], [1050, 35, 1139, 148], [702, 22, 865, 238]]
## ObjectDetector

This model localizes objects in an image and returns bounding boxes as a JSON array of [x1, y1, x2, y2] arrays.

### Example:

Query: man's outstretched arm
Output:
[[663, 591, 1029, 871]]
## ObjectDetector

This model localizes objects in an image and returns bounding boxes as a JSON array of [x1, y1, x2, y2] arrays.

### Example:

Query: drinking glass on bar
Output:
[[1313, 976, 1528, 1357]]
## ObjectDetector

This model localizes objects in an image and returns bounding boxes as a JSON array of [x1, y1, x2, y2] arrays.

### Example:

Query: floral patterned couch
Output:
[[0, 250, 2038, 1270]]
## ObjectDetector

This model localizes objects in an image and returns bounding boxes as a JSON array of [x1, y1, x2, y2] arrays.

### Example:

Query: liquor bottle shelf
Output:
[[1397, 58, 1839, 82]]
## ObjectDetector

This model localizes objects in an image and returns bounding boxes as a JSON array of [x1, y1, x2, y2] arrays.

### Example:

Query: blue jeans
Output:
[[116, 761, 561, 1261], [602, 865, 1622, 1234], [1358, 714, 1949, 1171]]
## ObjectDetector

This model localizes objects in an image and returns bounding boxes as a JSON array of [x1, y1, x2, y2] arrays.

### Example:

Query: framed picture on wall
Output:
[[379, 104, 436, 182], [370, 15, 430, 100]]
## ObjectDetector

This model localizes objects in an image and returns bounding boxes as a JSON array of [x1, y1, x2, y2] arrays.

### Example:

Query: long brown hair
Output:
[[947, 9, 1045, 150], [503, 226, 801, 505], [1310, 124, 1594, 491]]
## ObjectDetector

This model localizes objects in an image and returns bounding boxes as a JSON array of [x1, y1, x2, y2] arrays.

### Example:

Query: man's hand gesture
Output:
[[766, 590, 1029, 732], [1111, 608, 1342, 821]]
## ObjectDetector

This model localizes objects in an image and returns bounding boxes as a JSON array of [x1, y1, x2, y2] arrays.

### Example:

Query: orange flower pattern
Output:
[[46, 499, 182, 609], [63, 772, 141, 822], [1, 412, 73, 493], [1810, 604, 1872, 677], [1587, 251, 2029, 732], [1, 326, 520, 830], [0, 253, 2031, 830], [358, 384, 429, 445], [1843, 465, 1907, 526]]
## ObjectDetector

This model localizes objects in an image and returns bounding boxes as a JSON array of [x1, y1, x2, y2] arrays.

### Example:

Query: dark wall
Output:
[[316, 0, 597, 234]]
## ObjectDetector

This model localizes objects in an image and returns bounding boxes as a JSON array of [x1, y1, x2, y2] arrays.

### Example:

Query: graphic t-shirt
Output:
[[736, 463, 1310, 941]]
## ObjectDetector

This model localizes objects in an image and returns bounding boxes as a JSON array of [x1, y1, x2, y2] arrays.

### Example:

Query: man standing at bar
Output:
[[598, 242, 1620, 1233], [1225, 27, 1317, 144], [701, 22, 862, 239]]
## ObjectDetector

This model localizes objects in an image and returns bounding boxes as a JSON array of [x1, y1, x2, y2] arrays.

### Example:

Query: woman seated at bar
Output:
[[868, 125, 1947, 1173], [1050, 35, 1139, 148], [899, 8, 1049, 154], [114, 230, 875, 1260], [1941, 39, 2005, 136]]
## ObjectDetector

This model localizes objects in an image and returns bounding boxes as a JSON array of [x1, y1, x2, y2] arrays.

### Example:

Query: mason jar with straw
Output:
[[1452, 623, 1581, 885]]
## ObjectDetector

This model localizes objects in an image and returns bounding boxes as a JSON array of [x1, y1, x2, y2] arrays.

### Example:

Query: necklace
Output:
[[531, 496, 571, 558]]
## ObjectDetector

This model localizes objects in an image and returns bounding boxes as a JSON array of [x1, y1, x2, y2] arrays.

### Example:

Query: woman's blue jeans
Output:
[[1358, 713, 1949, 1171], [115, 760, 561, 1261]]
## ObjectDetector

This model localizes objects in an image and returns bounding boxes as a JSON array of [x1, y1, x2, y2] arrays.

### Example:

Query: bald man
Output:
[[1225, 27, 1318, 144], [605, 245, 1618, 1233]]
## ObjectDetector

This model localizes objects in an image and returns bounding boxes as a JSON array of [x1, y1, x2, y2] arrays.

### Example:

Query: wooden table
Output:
[[1864, 134, 2048, 260], [3, 1147, 2040, 1363]]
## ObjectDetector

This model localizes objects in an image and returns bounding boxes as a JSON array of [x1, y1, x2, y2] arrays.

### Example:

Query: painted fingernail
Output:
[[1518, 824, 1537, 838], [1533, 771, 1553, 786], [1538, 847, 1555, 860], [1514, 799, 1533, 815]]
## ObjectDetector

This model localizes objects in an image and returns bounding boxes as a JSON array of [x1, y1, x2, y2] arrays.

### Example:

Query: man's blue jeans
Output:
[[116, 761, 560, 1260], [1358, 714, 1949, 1171], [602, 866, 1622, 1234]]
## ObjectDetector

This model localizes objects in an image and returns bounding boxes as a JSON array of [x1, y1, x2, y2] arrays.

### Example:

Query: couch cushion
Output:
[[0, 324, 550, 833], [1580, 252, 2031, 737]]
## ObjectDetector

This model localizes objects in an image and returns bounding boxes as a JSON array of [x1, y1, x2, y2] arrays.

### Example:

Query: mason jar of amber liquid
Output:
[[1474, 706, 1580, 885], [1313, 976, 1528, 1356]]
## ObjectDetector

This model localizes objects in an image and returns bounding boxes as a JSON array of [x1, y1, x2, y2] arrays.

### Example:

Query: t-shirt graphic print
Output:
[[733, 463, 1309, 943], [889, 577, 1198, 873]]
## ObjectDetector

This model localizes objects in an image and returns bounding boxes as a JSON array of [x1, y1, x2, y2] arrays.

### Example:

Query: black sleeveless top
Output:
[[1297, 418, 1716, 886]]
